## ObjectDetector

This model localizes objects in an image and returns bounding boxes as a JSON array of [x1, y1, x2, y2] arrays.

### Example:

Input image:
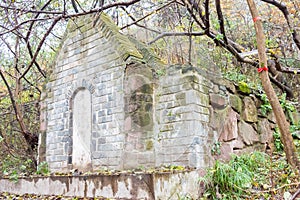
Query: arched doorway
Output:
[[71, 88, 92, 170]]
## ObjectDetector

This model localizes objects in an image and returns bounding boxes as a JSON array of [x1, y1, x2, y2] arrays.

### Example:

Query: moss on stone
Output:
[[145, 140, 153, 150], [238, 81, 251, 94], [229, 94, 242, 113], [132, 112, 151, 127], [141, 84, 153, 94], [184, 75, 200, 83]]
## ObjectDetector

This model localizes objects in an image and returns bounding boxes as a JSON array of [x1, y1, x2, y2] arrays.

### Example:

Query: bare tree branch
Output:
[[20, 17, 60, 79], [0, 4, 63, 15], [215, 0, 228, 44], [0, 17, 53, 36], [121, 0, 175, 30], [148, 31, 205, 45], [0, 69, 33, 150], [25, 0, 53, 40], [204, 0, 210, 34]]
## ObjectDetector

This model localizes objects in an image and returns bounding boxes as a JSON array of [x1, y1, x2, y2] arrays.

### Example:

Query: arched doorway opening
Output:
[[69, 88, 92, 170]]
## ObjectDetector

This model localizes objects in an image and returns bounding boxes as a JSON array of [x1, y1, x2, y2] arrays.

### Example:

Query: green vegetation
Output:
[[258, 92, 298, 117], [273, 121, 300, 152], [200, 151, 299, 199], [238, 81, 251, 94], [36, 161, 50, 176], [211, 141, 221, 156], [0, 155, 35, 182], [0, 156, 50, 181], [259, 93, 273, 116]]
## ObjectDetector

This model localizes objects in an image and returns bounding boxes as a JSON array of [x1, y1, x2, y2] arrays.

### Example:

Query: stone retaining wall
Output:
[[0, 171, 201, 200]]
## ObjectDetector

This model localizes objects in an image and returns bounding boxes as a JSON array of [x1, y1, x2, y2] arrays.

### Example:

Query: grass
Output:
[[199, 151, 299, 199]]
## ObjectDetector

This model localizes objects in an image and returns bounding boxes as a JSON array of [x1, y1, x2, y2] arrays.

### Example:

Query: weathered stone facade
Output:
[[41, 13, 296, 172]]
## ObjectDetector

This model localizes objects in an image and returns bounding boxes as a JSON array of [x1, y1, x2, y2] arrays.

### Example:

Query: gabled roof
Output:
[[64, 13, 144, 64], [95, 13, 144, 62]]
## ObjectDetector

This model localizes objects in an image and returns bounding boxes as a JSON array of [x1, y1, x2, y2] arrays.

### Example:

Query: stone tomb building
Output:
[[41, 13, 275, 172]]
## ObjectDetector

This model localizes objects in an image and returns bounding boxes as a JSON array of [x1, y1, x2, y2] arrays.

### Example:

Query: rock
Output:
[[223, 79, 236, 94], [218, 108, 238, 142], [212, 85, 219, 93], [229, 94, 242, 113], [209, 107, 218, 130], [267, 111, 276, 124], [214, 143, 232, 162], [291, 112, 299, 125], [229, 137, 245, 150], [242, 97, 258, 123], [210, 94, 227, 109], [238, 120, 259, 145], [292, 131, 300, 140], [257, 118, 273, 144]]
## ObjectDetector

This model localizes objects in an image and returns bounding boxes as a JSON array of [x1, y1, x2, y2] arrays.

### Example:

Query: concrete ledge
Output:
[[0, 171, 201, 199]]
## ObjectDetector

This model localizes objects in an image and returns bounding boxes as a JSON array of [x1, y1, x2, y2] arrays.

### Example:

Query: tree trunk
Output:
[[246, 0, 299, 170]]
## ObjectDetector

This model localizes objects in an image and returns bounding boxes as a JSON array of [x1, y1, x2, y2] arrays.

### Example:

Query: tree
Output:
[[246, 0, 299, 169]]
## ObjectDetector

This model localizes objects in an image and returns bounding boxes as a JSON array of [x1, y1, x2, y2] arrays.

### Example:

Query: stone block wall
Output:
[[43, 14, 144, 171], [208, 78, 279, 161], [154, 65, 214, 168], [122, 63, 155, 169]]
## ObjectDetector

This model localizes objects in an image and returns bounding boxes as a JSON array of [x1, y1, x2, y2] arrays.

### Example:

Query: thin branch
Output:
[[0, 17, 53, 36], [1, 0, 141, 37], [0, 4, 63, 15], [215, 0, 228, 44], [278, 67, 300, 74], [71, 0, 79, 13], [121, 0, 175, 30], [184, 0, 206, 29], [20, 17, 60, 79], [0, 70, 29, 142], [148, 31, 205, 45], [188, 20, 193, 64], [204, 0, 210, 33], [120, 6, 161, 33], [269, 75, 294, 98], [25, 0, 53, 40], [74, 0, 87, 13], [291, 188, 300, 200]]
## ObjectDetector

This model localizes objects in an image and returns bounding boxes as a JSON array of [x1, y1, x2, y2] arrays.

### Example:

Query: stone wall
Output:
[[0, 171, 201, 199], [122, 63, 156, 168], [208, 76, 280, 161], [154, 65, 213, 168], [42, 14, 144, 171]]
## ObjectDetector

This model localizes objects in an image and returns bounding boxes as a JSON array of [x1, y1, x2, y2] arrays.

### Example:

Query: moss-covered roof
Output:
[[93, 13, 144, 62], [54, 12, 166, 70], [63, 13, 144, 64]]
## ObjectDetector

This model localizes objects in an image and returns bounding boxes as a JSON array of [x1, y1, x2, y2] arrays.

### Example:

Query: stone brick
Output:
[[213, 143, 232, 162], [185, 90, 209, 107], [229, 94, 242, 113], [242, 97, 258, 123], [218, 108, 238, 142], [209, 94, 227, 109], [238, 120, 259, 145], [257, 118, 273, 144]]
